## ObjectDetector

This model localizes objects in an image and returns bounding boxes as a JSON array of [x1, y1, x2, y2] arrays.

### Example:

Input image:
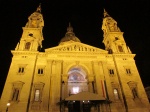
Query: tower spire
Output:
[[36, 3, 41, 13], [102, 10, 131, 54], [25, 4, 44, 28], [67, 22, 73, 33], [15, 4, 44, 51], [104, 9, 110, 17]]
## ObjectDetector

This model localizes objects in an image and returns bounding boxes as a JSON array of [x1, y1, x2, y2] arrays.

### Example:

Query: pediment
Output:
[[45, 42, 107, 54]]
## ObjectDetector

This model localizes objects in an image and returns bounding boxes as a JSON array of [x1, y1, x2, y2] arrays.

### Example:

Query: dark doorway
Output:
[[68, 101, 80, 112], [68, 101, 92, 112], [73, 101, 80, 112], [82, 103, 91, 112]]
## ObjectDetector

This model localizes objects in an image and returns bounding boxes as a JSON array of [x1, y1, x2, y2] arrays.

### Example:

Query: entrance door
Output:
[[68, 101, 91, 112], [82, 103, 91, 112], [73, 101, 80, 112], [67, 67, 89, 112], [68, 101, 80, 112]]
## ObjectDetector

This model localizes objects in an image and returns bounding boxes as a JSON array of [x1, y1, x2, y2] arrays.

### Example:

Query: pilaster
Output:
[[50, 60, 62, 112]]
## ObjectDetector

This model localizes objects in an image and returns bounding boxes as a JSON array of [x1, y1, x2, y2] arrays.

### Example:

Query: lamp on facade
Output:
[[6, 103, 10, 112]]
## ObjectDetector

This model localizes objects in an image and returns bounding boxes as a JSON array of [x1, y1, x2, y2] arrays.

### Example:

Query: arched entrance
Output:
[[67, 67, 89, 112], [68, 67, 88, 95], [60, 67, 111, 112]]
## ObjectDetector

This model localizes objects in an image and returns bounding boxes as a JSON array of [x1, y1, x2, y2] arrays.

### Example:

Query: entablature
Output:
[[45, 42, 108, 54]]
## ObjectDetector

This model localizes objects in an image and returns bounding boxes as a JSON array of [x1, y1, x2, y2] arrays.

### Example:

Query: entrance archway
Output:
[[67, 67, 89, 112], [60, 67, 111, 112], [68, 67, 88, 95]]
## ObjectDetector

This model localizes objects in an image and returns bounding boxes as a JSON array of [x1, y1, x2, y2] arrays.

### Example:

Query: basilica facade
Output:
[[0, 5, 149, 112]]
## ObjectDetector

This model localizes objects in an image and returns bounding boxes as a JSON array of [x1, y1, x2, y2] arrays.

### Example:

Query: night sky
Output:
[[0, 0, 150, 96]]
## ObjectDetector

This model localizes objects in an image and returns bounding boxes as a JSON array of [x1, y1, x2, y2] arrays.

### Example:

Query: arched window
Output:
[[118, 45, 123, 52], [25, 42, 31, 50], [68, 67, 88, 95], [113, 88, 120, 100], [68, 68, 87, 82]]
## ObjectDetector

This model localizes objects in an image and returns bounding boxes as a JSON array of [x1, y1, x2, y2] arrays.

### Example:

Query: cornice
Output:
[[46, 51, 108, 55], [38, 53, 47, 57], [11, 50, 135, 59], [11, 50, 39, 55], [112, 53, 136, 58]]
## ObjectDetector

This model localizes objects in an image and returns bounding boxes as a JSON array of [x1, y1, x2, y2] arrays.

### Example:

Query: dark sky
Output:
[[0, 0, 150, 96]]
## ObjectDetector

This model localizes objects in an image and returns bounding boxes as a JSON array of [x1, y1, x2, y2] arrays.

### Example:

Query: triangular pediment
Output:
[[45, 42, 107, 54]]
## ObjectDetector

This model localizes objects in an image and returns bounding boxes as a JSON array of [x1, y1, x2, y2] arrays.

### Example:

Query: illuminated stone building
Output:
[[0, 5, 149, 112]]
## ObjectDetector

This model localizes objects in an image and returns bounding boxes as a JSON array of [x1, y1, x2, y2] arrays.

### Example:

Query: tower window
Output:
[[126, 69, 131, 74], [29, 33, 33, 37], [25, 42, 31, 50], [109, 69, 114, 76], [18, 67, 24, 73], [37, 66, 45, 75], [118, 45, 123, 52], [12, 88, 20, 101], [115, 37, 119, 40], [18, 65, 27, 74], [38, 68, 44, 75]]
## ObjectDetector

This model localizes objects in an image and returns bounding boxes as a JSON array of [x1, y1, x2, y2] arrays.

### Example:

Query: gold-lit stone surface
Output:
[[0, 6, 149, 112]]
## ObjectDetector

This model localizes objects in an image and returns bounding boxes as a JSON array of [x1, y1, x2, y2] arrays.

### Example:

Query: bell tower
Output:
[[0, 4, 45, 112], [15, 4, 44, 51], [102, 9, 131, 54]]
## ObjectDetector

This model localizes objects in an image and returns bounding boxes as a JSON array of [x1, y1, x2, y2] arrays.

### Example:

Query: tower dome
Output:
[[59, 23, 81, 45]]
